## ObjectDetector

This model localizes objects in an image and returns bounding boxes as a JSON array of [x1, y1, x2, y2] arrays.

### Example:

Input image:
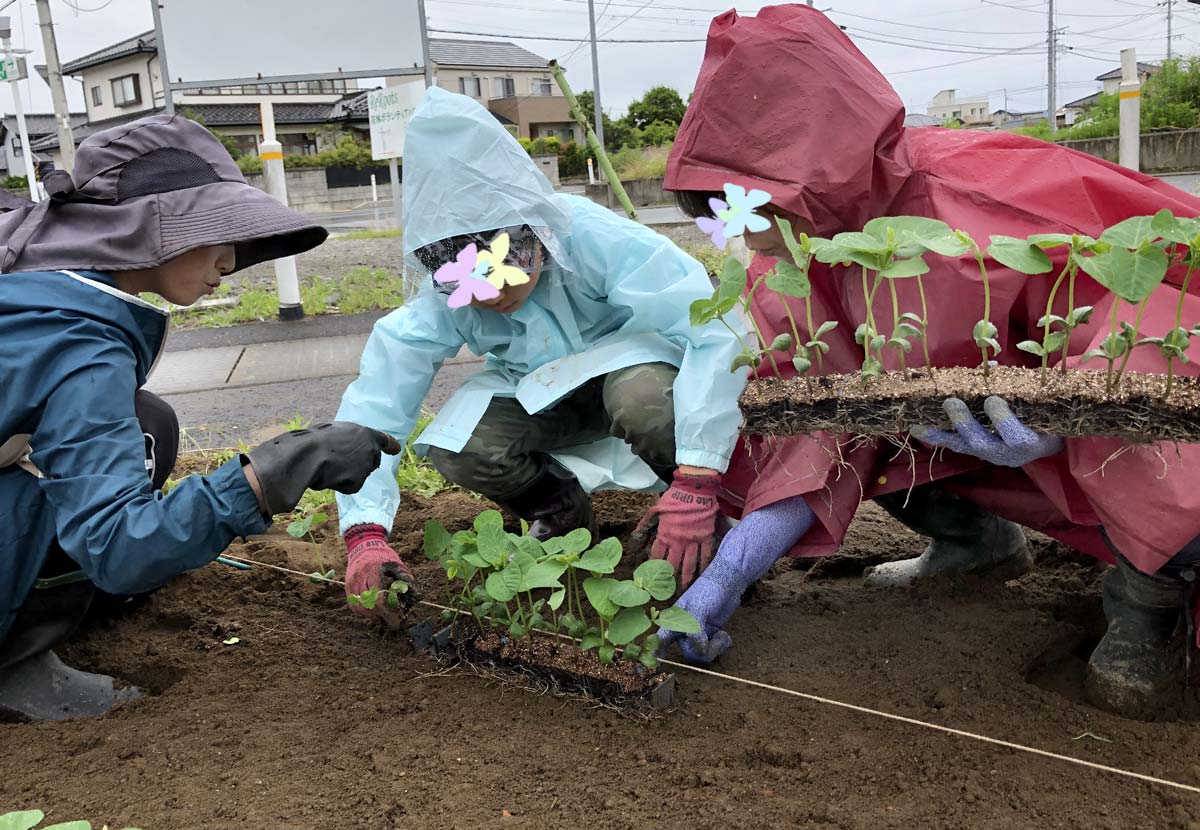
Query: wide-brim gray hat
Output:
[[0, 114, 327, 275]]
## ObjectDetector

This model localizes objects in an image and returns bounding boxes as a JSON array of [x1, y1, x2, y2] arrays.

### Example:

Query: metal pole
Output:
[[417, 0, 433, 88], [259, 102, 303, 321], [1119, 47, 1141, 171], [1046, 0, 1057, 133], [34, 0, 75, 172], [587, 0, 605, 148], [1, 20, 37, 202], [149, 0, 175, 115]]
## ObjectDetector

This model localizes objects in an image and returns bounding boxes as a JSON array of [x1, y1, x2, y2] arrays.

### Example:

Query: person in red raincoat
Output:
[[655, 3, 1200, 719]]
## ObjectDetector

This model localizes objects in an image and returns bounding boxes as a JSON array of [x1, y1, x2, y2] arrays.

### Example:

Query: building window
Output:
[[111, 74, 142, 107], [90, 86, 102, 106], [280, 133, 318, 156], [493, 77, 515, 98], [531, 77, 553, 96], [459, 76, 481, 97], [11, 136, 20, 156]]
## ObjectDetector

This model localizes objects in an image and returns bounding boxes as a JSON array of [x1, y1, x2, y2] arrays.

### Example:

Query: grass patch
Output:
[[336, 228, 403, 240], [612, 145, 670, 180], [395, 412, 453, 498], [684, 243, 723, 278], [171, 268, 405, 328]]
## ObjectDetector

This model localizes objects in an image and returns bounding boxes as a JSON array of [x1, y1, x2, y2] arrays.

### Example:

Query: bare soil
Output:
[[4, 489, 1200, 830], [741, 366, 1200, 443]]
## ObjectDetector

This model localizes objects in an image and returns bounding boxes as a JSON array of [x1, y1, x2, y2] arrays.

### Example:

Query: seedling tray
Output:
[[740, 366, 1200, 443], [409, 620, 677, 710]]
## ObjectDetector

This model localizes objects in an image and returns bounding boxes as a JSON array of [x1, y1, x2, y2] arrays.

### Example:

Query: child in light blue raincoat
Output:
[[335, 88, 749, 624]]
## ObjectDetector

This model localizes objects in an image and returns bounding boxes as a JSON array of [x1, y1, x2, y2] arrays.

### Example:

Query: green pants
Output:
[[426, 362, 678, 500]]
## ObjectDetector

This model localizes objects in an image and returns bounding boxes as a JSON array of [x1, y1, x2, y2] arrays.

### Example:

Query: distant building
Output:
[[902, 112, 941, 128], [0, 112, 85, 177], [1095, 62, 1160, 96], [25, 32, 579, 169], [927, 89, 990, 125]]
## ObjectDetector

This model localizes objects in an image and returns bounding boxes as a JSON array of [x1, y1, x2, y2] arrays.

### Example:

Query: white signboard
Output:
[[368, 84, 424, 160], [158, 0, 426, 88]]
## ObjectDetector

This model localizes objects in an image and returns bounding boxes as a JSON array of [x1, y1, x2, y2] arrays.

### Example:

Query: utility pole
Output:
[[35, 0, 75, 172], [1119, 47, 1141, 171], [1167, 0, 1174, 60], [0, 17, 37, 202], [587, 0, 605, 149], [149, 0, 174, 115], [1046, 0, 1057, 133]]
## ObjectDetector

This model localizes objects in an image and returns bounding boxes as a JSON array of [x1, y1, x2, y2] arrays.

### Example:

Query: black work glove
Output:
[[246, 422, 402, 515]]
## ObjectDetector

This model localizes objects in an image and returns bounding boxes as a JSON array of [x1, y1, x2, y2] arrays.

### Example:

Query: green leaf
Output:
[[509, 621, 526, 639], [580, 631, 603, 651], [854, 323, 869, 345], [1017, 340, 1045, 357], [548, 588, 566, 611], [524, 560, 567, 590], [608, 607, 652, 645], [623, 642, 642, 659], [861, 358, 884, 378], [814, 320, 839, 338], [1044, 330, 1068, 353], [576, 537, 621, 573], [893, 322, 922, 340], [639, 649, 659, 671], [1100, 214, 1159, 249], [765, 260, 812, 299], [768, 333, 793, 352], [1077, 245, 1169, 303], [792, 355, 813, 374], [656, 606, 702, 634], [887, 337, 913, 354], [730, 353, 758, 372], [475, 524, 510, 568], [1066, 306, 1095, 327], [1035, 313, 1067, 329], [476, 600, 494, 617], [462, 552, 490, 569], [610, 580, 652, 608], [356, 588, 379, 610], [880, 255, 929, 279], [980, 337, 1002, 355], [1165, 326, 1192, 350], [642, 633, 661, 653], [511, 535, 544, 559], [568, 617, 588, 638], [386, 591, 399, 609], [0, 811, 46, 830], [717, 257, 748, 303], [973, 320, 999, 341], [286, 517, 310, 539], [812, 241, 857, 267], [1081, 348, 1111, 364], [43, 823, 92, 830], [689, 296, 738, 327], [346, 594, 362, 607], [633, 559, 677, 601], [485, 566, 521, 603], [583, 576, 619, 619], [562, 527, 593, 556], [832, 230, 890, 254], [808, 340, 831, 354], [1026, 232, 1075, 249], [870, 335, 887, 353], [987, 235, 1054, 275], [598, 643, 616, 664], [473, 510, 504, 534]]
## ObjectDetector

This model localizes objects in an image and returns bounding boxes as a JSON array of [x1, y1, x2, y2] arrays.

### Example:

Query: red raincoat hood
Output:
[[665, 5, 909, 234]]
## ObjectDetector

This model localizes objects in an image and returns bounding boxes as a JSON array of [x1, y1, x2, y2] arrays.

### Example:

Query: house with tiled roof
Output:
[[0, 112, 86, 177], [28, 32, 579, 169]]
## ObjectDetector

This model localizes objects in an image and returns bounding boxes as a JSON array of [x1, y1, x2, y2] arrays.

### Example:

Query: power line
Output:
[[428, 26, 705, 41], [846, 29, 1044, 55], [886, 41, 1048, 75], [842, 24, 1058, 51], [828, 8, 1047, 35], [980, 0, 1164, 18]]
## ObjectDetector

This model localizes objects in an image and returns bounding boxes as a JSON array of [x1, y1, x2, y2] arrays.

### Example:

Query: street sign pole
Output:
[[0, 17, 37, 202]]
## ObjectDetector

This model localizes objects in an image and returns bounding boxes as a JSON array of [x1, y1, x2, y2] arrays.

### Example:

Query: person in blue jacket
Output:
[[335, 88, 749, 625], [0, 115, 400, 721]]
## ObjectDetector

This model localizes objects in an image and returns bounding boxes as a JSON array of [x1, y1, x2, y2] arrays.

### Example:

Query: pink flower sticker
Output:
[[434, 243, 501, 309]]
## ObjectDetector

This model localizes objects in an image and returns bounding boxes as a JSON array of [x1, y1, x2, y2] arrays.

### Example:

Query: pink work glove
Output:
[[633, 472, 723, 590], [344, 524, 416, 628]]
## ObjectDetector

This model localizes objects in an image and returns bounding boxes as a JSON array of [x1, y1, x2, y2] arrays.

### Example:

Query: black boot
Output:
[[865, 486, 1033, 587], [1085, 557, 1188, 719], [0, 650, 141, 722], [501, 458, 598, 543]]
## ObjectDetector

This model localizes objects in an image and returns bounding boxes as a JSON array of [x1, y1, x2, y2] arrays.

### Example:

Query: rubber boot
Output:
[[864, 487, 1033, 587], [501, 458, 598, 543], [0, 650, 142, 722], [1084, 558, 1188, 720]]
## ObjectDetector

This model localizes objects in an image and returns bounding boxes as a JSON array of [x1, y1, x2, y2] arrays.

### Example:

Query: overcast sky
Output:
[[0, 0, 1192, 121]]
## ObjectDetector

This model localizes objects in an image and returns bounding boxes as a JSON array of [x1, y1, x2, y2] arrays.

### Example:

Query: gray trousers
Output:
[[427, 362, 679, 500]]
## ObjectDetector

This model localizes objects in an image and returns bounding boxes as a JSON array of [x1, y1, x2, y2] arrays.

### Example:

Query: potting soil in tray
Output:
[[740, 365, 1200, 443]]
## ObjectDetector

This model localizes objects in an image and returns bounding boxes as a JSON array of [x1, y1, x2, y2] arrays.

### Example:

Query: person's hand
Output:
[[344, 524, 416, 628], [910, 397, 1063, 468], [658, 495, 814, 665], [246, 422, 401, 515], [632, 470, 722, 589]]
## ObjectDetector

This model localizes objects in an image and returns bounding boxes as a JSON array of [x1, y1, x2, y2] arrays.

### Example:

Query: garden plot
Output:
[[3, 477, 1199, 829]]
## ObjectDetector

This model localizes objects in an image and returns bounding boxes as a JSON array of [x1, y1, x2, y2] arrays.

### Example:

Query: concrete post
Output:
[[34, 0, 75, 173], [388, 157, 402, 230], [259, 102, 303, 321], [0, 20, 38, 203], [1119, 48, 1141, 172]]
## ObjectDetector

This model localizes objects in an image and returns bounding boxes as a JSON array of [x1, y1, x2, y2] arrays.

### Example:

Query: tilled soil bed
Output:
[[3, 489, 1200, 830], [741, 366, 1200, 443]]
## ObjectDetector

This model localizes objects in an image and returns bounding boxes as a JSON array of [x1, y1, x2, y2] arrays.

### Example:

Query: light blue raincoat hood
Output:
[[402, 87, 572, 261]]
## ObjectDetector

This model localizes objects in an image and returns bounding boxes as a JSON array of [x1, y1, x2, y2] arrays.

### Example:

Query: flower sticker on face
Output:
[[478, 232, 531, 289], [434, 243, 500, 309], [694, 184, 773, 250]]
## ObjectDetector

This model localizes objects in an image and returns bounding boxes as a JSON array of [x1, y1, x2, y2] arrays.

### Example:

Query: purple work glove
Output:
[[910, 396, 1063, 468], [659, 495, 815, 665]]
